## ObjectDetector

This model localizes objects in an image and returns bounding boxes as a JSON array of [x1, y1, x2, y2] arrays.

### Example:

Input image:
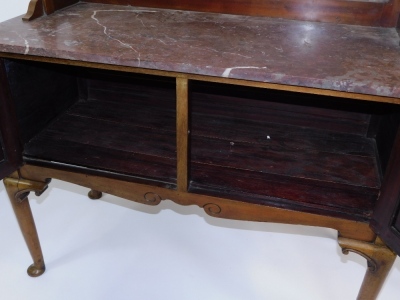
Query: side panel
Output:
[[0, 58, 22, 179], [4, 59, 79, 145], [371, 127, 400, 255]]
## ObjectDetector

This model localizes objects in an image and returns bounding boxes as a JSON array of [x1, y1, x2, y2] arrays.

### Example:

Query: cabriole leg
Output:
[[3, 175, 51, 277], [338, 236, 396, 300]]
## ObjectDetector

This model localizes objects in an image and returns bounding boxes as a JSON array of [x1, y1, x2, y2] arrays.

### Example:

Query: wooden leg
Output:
[[338, 236, 396, 300], [3, 175, 50, 277], [88, 189, 102, 200]]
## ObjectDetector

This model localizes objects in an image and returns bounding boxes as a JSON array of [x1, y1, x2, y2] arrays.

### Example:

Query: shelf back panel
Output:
[[83, 0, 399, 27]]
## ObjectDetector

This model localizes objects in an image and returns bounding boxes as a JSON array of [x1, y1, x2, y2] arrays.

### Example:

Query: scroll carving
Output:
[[4, 177, 51, 203], [143, 192, 162, 205], [340, 248, 377, 272], [203, 203, 222, 216], [338, 236, 396, 300]]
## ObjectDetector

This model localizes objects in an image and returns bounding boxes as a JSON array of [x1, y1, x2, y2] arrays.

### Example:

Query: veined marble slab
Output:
[[0, 2, 399, 98]]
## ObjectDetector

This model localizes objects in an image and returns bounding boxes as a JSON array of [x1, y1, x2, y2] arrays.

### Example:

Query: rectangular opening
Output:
[[189, 81, 400, 221], [5, 59, 177, 188], [5, 58, 400, 221]]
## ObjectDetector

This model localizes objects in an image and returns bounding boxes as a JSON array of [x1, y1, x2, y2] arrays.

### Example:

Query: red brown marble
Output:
[[0, 2, 399, 98]]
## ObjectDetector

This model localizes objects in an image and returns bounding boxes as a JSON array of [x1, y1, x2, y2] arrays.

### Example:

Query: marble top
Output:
[[0, 2, 399, 98]]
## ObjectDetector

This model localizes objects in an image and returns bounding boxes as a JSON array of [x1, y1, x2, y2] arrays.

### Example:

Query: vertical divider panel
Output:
[[176, 76, 189, 192]]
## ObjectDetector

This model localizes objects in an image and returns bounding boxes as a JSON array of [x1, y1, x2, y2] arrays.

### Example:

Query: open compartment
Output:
[[4, 59, 177, 188], [188, 81, 400, 221]]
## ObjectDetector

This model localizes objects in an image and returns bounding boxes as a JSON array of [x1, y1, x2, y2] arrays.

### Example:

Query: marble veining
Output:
[[12, 30, 30, 55], [90, 9, 158, 67], [222, 66, 269, 78], [0, 2, 399, 98]]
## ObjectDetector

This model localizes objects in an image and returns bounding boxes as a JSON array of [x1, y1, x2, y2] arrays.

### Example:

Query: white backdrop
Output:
[[0, 1, 398, 299]]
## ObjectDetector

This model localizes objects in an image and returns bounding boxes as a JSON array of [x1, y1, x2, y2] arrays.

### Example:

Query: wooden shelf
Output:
[[189, 83, 387, 221], [23, 72, 177, 188]]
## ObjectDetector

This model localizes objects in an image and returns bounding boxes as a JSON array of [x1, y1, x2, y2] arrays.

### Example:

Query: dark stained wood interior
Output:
[[371, 128, 400, 255], [0, 138, 4, 162], [394, 213, 400, 234], [188, 82, 397, 221], [0, 59, 23, 179], [371, 114, 400, 176], [5, 60, 79, 145], [23, 70, 177, 188], [8, 60, 399, 222]]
